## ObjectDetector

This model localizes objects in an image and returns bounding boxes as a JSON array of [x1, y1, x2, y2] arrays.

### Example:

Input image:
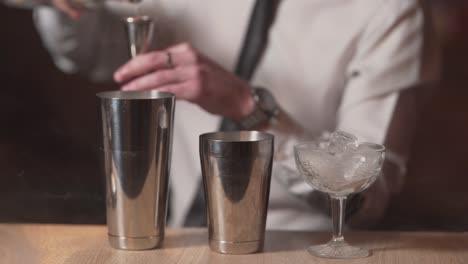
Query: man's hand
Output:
[[114, 43, 255, 121]]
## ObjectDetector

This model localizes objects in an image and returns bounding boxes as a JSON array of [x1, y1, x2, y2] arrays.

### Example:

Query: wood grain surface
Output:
[[0, 224, 467, 264]]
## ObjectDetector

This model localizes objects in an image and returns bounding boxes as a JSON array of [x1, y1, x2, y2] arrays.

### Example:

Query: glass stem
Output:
[[330, 196, 347, 243]]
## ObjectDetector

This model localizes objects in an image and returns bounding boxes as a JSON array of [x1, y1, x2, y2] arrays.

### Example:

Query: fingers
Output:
[[122, 80, 201, 102], [121, 66, 199, 93], [51, 0, 81, 19], [116, 43, 208, 103], [152, 81, 200, 100], [114, 52, 169, 83], [114, 44, 201, 83], [167, 43, 203, 62]]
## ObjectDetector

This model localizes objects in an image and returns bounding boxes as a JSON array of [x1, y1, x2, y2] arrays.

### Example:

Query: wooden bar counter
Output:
[[0, 224, 467, 263]]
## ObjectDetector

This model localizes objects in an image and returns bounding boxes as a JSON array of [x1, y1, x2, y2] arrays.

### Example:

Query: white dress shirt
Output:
[[24, 0, 423, 230]]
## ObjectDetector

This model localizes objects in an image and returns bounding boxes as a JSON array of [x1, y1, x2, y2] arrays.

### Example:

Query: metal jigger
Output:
[[125, 16, 154, 58]]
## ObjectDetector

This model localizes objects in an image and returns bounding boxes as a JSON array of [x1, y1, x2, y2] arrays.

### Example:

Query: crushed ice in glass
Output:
[[295, 131, 385, 196]]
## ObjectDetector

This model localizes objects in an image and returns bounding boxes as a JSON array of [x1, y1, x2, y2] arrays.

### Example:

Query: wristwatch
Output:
[[238, 87, 280, 130]]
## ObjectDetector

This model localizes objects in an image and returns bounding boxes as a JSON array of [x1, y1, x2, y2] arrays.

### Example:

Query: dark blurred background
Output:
[[0, 1, 467, 230]]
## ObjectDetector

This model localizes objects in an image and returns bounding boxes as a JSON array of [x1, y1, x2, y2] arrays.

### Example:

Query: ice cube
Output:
[[342, 151, 367, 180], [356, 142, 385, 171], [343, 142, 385, 180], [328, 131, 358, 155]]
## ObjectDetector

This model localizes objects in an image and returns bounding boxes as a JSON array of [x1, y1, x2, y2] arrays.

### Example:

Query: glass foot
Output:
[[307, 240, 370, 259]]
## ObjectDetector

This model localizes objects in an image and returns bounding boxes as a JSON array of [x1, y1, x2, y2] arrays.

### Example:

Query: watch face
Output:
[[255, 88, 278, 113], [239, 87, 280, 129]]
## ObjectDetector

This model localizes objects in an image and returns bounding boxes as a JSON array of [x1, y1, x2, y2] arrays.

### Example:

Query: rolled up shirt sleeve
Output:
[[338, 0, 422, 145], [271, 0, 424, 227], [32, 6, 129, 81], [337, 0, 423, 226]]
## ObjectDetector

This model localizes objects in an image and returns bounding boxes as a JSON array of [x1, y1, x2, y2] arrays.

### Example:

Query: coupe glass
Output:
[[294, 132, 385, 259]]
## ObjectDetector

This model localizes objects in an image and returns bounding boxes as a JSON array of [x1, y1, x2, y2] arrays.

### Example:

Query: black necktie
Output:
[[220, 0, 280, 131]]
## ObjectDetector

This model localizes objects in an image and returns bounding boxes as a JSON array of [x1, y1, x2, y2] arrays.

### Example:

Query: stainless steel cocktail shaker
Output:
[[200, 131, 274, 254], [97, 90, 175, 250]]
